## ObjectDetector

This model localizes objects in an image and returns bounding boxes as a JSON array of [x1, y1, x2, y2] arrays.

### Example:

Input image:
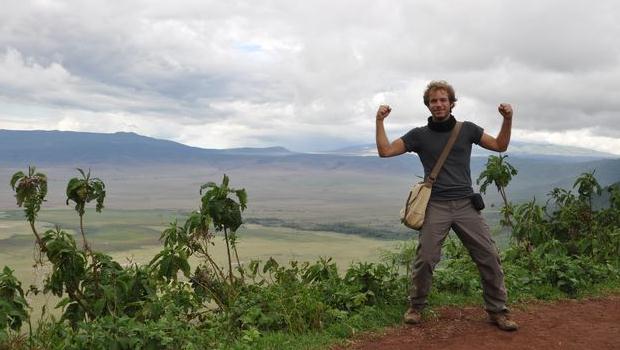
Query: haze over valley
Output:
[[1, 130, 618, 241]]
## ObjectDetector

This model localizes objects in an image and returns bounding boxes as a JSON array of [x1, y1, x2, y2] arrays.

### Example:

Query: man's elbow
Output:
[[483, 140, 508, 152], [377, 147, 392, 157], [496, 143, 508, 152], [498, 140, 511, 152]]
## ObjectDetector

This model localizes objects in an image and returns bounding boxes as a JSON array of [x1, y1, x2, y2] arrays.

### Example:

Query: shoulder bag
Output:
[[400, 121, 463, 229]]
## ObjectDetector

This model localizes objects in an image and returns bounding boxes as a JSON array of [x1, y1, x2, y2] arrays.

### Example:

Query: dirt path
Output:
[[333, 296, 620, 350]]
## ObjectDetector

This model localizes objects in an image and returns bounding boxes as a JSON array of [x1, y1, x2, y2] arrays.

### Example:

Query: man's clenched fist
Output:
[[376, 105, 392, 121], [498, 103, 513, 120]]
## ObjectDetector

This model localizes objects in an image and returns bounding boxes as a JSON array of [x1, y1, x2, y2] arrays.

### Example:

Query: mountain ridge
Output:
[[3, 129, 616, 163], [0, 129, 296, 164]]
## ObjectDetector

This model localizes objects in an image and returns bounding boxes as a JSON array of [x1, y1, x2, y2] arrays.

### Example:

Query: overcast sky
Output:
[[1, 0, 619, 154]]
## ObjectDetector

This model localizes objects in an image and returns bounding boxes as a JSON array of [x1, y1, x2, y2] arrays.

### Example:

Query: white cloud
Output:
[[514, 129, 620, 155], [0, 0, 618, 154]]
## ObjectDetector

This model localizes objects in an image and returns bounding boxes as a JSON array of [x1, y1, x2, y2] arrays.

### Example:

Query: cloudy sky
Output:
[[1, 0, 619, 154]]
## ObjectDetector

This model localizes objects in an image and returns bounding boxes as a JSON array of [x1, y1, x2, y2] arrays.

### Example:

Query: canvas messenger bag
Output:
[[400, 121, 463, 230]]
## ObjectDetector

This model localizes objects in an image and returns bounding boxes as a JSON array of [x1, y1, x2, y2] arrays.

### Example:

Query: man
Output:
[[375, 80, 518, 331]]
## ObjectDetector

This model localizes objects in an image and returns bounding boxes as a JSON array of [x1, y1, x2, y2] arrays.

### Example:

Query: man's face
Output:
[[427, 89, 454, 120]]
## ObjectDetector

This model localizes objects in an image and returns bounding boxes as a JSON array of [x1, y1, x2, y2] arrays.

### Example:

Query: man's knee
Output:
[[414, 249, 442, 272]]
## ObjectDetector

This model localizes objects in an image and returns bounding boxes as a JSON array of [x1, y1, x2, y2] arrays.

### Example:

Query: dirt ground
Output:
[[333, 296, 620, 350]]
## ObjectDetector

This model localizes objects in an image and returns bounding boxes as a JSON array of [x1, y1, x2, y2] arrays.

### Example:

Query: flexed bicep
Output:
[[479, 133, 505, 152], [376, 105, 407, 158], [378, 138, 407, 157]]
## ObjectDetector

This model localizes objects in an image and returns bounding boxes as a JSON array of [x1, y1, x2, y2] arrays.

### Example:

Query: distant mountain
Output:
[[1, 130, 618, 183], [0, 130, 295, 164], [324, 141, 617, 161]]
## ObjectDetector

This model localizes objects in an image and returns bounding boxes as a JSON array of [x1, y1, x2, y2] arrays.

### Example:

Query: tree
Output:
[[66, 169, 106, 253], [477, 154, 518, 227]]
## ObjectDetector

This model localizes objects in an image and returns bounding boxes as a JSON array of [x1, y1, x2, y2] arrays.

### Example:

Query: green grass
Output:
[[235, 304, 405, 350], [0, 208, 400, 265]]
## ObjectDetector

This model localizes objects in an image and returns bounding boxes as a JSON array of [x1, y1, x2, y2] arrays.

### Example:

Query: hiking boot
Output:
[[488, 311, 518, 331], [403, 307, 422, 325]]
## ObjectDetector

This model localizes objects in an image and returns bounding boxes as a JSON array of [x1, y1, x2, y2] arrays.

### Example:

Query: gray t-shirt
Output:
[[400, 121, 484, 200]]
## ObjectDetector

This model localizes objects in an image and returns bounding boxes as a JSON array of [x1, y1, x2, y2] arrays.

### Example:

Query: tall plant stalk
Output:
[[223, 228, 234, 283], [231, 240, 244, 282], [79, 214, 91, 253]]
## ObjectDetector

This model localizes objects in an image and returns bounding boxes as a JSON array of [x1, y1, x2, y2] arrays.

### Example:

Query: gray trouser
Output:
[[409, 198, 508, 313]]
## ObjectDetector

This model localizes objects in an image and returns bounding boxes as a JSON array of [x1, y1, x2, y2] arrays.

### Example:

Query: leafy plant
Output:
[[511, 199, 547, 250], [41, 227, 91, 324], [573, 171, 602, 235], [608, 183, 620, 210], [199, 174, 247, 283], [66, 168, 106, 252], [0, 267, 29, 342], [477, 154, 518, 226], [380, 239, 418, 277], [10, 166, 48, 250], [573, 171, 602, 203]]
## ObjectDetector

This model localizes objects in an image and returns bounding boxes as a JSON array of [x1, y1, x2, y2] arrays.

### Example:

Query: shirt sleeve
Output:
[[400, 128, 419, 153], [466, 122, 484, 145]]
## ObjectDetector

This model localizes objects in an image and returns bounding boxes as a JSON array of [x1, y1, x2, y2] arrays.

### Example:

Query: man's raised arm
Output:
[[376, 105, 406, 158], [480, 103, 513, 152]]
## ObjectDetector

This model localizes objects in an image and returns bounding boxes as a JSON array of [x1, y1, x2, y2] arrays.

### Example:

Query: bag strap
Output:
[[427, 121, 463, 184]]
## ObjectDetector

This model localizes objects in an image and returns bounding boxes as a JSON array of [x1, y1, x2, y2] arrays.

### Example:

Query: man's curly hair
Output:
[[423, 80, 458, 107]]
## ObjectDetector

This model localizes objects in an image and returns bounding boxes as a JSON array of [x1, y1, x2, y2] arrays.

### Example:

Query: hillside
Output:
[[1, 129, 619, 239]]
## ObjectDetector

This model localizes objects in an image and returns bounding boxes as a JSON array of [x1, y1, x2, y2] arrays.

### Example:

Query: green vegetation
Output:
[[0, 267, 29, 345], [10, 166, 47, 252], [1, 161, 619, 349], [65, 168, 106, 253], [477, 154, 518, 227]]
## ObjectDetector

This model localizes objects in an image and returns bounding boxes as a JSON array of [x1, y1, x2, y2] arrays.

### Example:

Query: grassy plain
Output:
[[0, 165, 503, 235], [0, 208, 399, 322]]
